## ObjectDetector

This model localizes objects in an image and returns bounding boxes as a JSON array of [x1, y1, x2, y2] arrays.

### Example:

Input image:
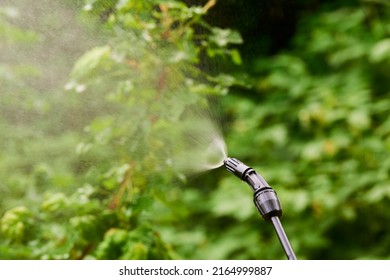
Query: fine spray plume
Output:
[[168, 105, 228, 175], [223, 157, 297, 260]]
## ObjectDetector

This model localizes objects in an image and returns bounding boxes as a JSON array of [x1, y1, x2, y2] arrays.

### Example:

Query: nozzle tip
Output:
[[223, 158, 241, 177]]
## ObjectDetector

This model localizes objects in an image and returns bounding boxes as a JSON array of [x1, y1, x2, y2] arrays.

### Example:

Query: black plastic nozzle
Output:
[[223, 157, 297, 260], [224, 157, 250, 179], [223, 157, 282, 221], [224, 157, 271, 192]]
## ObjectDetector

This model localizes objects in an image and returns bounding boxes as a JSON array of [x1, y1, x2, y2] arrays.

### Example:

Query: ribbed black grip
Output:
[[223, 157, 239, 174], [223, 157, 251, 180]]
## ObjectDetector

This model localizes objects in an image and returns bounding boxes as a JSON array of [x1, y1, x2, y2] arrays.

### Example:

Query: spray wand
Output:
[[223, 157, 297, 260]]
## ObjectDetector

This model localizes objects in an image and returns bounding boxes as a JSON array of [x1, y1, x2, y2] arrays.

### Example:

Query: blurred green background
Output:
[[1, 0, 390, 259]]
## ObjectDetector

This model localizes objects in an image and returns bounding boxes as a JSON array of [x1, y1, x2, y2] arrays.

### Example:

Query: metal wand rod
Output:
[[271, 216, 297, 260]]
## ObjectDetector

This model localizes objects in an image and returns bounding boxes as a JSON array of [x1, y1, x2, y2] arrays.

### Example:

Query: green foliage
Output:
[[1, 0, 390, 260], [223, 2, 390, 259], [0, 0, 242, 260]]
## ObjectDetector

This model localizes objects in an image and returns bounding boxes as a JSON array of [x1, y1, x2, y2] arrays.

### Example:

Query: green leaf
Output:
[[0, 206, 33, 242], [210, 27, 243, 47], [370, 39, 390, 63], [41, 193, 68, 213], [347, 110, 371, 131], [366, 183, 390, 203], [70, 45, 112, 81]]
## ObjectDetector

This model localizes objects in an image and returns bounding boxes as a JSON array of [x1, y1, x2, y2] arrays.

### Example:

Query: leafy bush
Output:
[[1, 0, 390, 260], [0, 0, 242, 260], [223, 1, 390, 259]]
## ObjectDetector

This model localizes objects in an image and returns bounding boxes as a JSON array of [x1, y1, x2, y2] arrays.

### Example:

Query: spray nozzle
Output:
[[223, 157, 297, 260], [223, 157, 282, 221], [223, 157, 250, 179]]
